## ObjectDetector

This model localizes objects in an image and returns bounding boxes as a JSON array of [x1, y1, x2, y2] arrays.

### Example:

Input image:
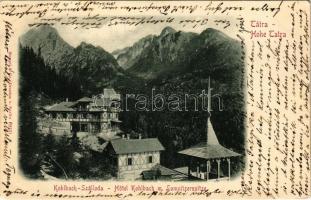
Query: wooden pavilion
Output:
[[178, 78, 241, 181]]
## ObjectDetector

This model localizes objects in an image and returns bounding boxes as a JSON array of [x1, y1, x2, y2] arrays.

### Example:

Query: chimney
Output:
[[122, 134, 125, 139], [127, 134, 130, 140], [138, 134, 142, 139]]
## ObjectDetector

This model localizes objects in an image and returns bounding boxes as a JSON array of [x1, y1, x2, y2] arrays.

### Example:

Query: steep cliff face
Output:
[[113, 27, 242, 84], [20, 25, 126, 94], [20, 26, 74, 71], [62, 42, 121, 80], [114, 27, 198, 78], [113, 35, 156, 70]]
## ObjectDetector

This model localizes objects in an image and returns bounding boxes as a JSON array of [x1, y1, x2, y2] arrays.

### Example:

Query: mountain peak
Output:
[[36, 25, 58, 33], [76, 42, 110, 55], [78, 41, 91, 48], [200, 28, 228, 39], [160, 26, 176, 36], [34, 25, 61, 41], [20, 25, 61, 45], [19, 25, 75, 72]]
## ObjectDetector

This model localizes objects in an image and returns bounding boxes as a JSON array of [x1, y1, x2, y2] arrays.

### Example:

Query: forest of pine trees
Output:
[[19, 46, 116, 179], [19, 46, 83, 100]]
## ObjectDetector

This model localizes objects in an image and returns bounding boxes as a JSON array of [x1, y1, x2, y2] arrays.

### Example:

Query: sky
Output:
[[55, 24, 209, 53]]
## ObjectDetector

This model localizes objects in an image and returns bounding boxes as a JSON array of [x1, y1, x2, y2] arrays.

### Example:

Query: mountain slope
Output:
[[19, 25, 130, 95], [114, 27, 242, 84], [114, 27, 198, 78], [19, 25, 74, 72], [181, 28, 243, 92]]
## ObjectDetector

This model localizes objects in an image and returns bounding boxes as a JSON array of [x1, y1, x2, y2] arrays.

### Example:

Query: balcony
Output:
[[53, 117, 108, 122]]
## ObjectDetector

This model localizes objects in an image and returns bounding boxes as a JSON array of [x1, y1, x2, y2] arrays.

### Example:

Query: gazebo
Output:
[[178, 78, 241, 181]]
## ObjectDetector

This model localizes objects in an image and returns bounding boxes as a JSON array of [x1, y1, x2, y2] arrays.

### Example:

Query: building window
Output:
[[73, 113, 77, 118], [81, 124, 88, 132], [127, 158, 132, 166], [148, 156, 153, 163], [62, 113, 66, 118], [94, 123, 100, 132]]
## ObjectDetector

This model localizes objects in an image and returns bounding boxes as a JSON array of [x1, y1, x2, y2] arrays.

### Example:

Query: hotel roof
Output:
[[109, 138, 165, 154], [45, 101, 75, 112], [45, 97, 117, 112], [77, 97, 93, 102]]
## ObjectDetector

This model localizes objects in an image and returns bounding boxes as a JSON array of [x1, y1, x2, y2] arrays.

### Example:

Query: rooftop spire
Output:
[[207, 118, 219, 145], [207, 77, 219, 145]]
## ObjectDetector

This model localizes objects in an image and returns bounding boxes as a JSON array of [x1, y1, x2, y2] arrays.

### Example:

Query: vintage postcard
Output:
[[0, 0, 310, 199]]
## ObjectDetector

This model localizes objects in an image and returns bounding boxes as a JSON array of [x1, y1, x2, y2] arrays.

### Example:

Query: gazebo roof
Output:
[[178, 142, 241, 160], [178, 117, 241, 160]]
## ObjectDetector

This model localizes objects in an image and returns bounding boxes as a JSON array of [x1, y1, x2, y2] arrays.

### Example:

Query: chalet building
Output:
[[105, 135, 165, 180], [44, 88, 121, 139]]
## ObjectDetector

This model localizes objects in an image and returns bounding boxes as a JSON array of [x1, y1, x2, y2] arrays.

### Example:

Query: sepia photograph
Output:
[[19, 25, 245, 181], [1, 1, 309, 199]]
